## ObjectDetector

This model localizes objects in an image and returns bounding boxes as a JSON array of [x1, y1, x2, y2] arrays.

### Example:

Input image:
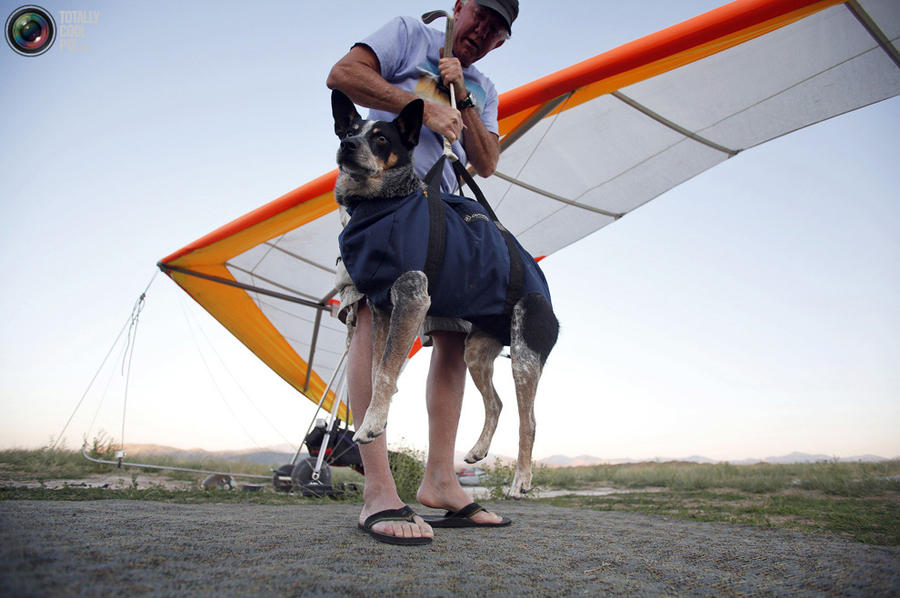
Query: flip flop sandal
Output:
[[421, 502, 512, 528], [358, 505, 433, 545]]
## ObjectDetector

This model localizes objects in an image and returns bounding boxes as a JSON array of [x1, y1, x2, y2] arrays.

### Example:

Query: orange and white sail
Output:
[[159, 0, 900, 420]]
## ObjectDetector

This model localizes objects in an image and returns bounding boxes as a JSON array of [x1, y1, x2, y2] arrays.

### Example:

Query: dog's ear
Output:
[[332, 89, 361, 138], [394, 99, 424, 149]]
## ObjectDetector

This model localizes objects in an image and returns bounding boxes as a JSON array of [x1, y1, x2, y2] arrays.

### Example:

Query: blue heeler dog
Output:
[[331, 89, 558, 497]]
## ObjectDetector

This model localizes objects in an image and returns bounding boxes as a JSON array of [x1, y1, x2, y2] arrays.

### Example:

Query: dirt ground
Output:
[[1, 499, 898, 597]]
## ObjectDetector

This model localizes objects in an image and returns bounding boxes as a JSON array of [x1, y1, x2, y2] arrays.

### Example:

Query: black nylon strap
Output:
[[448, 160, 524, 315], [422, 157, 447, 296], [450, 159, 500, 223], [424, 155, 525, 316]]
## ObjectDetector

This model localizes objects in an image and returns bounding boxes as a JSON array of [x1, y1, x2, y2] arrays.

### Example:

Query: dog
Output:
[[331, 89, 558, 497]]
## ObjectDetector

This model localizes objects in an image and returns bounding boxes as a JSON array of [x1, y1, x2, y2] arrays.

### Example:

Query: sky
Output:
[[1, 1, 898, 463]]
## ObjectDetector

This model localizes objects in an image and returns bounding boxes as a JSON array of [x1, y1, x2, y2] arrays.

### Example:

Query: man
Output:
[[326, 0, 517, 544]]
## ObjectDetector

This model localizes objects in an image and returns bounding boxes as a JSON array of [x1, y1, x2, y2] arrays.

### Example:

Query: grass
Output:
[[538, 490, 900, 546], [388, 447, 425, 503], [3, 447, 898, 545], [519, 459, 900, 496], [477, 458, 900, 545]]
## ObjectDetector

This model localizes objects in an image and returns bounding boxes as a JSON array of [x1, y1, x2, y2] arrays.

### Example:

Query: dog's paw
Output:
[[352, 423, 385, 445], [509, 485, 531, 500], [463, 448, 487, 464], [510, 472, 532, 499]]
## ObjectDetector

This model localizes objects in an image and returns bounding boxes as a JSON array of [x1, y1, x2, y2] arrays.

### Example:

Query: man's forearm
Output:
[[460, 105, 500, 178], [438, 56, 500, 177]]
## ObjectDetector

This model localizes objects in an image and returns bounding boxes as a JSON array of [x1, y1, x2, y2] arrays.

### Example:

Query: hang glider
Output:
[[158, 0, 900, 421]]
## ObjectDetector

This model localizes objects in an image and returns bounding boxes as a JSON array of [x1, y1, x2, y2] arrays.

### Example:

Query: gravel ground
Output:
[[0, 500, 897, 597]]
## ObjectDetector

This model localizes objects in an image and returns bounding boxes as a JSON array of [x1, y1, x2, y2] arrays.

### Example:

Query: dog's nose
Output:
[[340, 137, 360, 152]]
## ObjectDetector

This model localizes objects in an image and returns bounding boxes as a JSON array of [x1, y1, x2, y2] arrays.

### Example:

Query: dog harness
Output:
[[338, 156, 551, 343]]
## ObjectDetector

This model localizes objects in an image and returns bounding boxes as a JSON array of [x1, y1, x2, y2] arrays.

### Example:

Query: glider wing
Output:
[[158, 0, 900, 420]]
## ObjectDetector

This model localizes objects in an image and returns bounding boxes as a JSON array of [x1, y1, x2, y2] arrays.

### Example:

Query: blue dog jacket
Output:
[[338, 189, 551, 330]]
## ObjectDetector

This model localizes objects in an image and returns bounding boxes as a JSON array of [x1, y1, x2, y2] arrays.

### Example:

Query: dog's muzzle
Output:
[[337, 137, 372, 174]]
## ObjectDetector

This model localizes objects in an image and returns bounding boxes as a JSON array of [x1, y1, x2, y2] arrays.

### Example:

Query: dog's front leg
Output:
[[369, 302, 391, 393], [353, 271, 430, 444], [463, 332, 504, 464]]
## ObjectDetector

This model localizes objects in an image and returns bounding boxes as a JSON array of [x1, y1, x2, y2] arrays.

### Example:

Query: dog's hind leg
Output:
[[354, 271, 430, 444], [509, 294, 559, 498], [463, 331, 504, 464]]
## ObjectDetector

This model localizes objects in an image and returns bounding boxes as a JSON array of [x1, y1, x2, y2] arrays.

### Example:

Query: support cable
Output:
[[177, 293, 297, 450], [52, 271, 157, 451], [178, 298, 263, 450], [119, 290, 148, 455], [86, 355, 120, 443]]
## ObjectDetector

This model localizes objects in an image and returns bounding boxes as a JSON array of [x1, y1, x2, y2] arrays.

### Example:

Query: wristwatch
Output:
[[456, 93, 475, 111]]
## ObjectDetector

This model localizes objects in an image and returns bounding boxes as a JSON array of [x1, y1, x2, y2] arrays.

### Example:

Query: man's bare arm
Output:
[[459, 102, 500, 177], [438, 56, 500, 177], [327, 45, 464, 144]]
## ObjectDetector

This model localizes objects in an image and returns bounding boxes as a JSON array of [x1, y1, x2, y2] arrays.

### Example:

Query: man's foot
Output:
[[359, 505, 433, 544], [359, 496, 434, 543], [420, 502, 512, 528], [417, 479, 506, 525]]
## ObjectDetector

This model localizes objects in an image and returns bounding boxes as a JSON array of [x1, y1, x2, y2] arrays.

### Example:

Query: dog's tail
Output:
[[521, 293, 558, 366]]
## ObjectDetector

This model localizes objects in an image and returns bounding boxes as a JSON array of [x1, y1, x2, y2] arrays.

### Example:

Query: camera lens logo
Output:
[[6, 5, 56, 56]]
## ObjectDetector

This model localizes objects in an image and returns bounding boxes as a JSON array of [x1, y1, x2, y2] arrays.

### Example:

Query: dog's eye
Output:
[[374, 134, 388, 144]]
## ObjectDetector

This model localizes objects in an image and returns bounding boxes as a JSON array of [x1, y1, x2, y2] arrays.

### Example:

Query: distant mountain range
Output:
[[125, 444, 893, 468], [536, 452, 892, 467]]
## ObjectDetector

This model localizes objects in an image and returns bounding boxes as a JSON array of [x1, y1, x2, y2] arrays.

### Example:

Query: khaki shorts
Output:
[[420, 315, 472, 346]]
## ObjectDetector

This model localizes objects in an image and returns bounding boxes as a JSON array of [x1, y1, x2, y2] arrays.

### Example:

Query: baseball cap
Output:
[[475, 0, 519, 34]]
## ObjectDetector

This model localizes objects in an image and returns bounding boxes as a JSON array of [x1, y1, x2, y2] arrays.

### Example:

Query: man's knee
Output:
[[430, 331, 467, 371]]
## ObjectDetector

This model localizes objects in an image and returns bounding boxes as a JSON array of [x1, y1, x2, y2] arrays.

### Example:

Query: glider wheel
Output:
[[291, 457, 333, 497]]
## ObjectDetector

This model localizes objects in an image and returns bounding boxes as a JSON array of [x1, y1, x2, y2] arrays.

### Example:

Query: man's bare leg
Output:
[[415, 331, 504, 524], [350, 304, 433, 540]]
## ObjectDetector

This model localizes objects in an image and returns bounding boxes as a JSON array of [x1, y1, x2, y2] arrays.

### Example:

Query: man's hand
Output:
[[438, 54, 467, 100], [423, 102, 463, 145]]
